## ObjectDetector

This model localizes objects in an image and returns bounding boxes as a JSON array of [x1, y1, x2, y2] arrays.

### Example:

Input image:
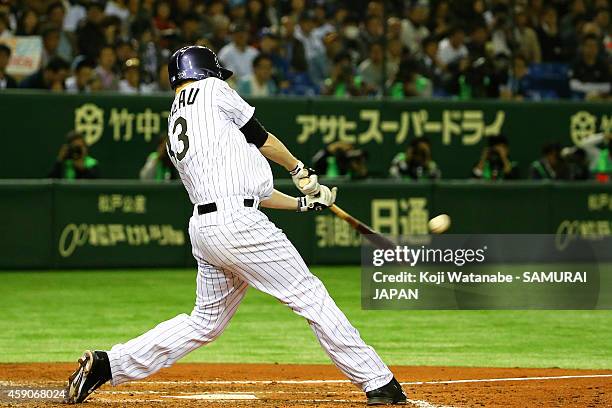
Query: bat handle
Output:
[[329, 203, 364, 230], [329, 204, 353, 222], [329, 204, 344, 216]]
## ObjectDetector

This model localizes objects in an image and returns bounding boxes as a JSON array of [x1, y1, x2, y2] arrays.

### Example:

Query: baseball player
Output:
[[64, 46, 406, 406]]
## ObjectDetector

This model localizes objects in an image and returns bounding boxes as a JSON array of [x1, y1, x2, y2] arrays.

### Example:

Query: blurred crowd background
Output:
[[0, 0, 609, 99]]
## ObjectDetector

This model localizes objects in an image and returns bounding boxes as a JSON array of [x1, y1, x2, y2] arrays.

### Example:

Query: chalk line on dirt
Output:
[[2, 373, 610, 390], [403, 374, 612, 385], [407, 400, 457, 408], [94, 395, 455, 407], [129, 373, 612, 386], [161, 393, 258, 400]]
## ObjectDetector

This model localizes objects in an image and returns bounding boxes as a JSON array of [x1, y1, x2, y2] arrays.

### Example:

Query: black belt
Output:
[[198, 198, 255, 215]]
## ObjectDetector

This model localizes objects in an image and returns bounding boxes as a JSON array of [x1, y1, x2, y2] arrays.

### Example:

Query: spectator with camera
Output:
[[322, 52, 365, 97], [389, 137, 440, 180], [472, 135, 519, 180], [311, 142, 369, 180], [529, 141, 565, 180], [391, 56, 428, 97], [49, 131, 99, 179], [139, 135, 177, 181], [556, 132, 612, 181], [561, 147, 591, 181]]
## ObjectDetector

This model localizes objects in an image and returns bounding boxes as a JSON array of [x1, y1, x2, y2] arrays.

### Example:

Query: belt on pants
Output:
[[197, 198, 256, 215]]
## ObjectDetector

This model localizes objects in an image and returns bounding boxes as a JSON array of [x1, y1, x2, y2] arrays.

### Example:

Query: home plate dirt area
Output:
[[1, 363, 611, 407]]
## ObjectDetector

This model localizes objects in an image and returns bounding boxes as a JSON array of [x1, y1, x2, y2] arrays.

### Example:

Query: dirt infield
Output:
[[0, 363, 610, 407]]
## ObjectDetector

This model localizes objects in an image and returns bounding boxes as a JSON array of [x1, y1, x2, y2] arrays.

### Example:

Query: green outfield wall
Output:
[[1, 179, 610, 269], [0, 91, 610, 179]]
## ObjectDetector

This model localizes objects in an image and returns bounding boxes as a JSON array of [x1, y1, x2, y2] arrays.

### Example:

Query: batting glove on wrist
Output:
[[297, 185, 338, 212], [290, 160, 320, 195]]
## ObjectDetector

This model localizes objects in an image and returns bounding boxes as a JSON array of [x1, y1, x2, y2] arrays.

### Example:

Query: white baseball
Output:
[[428, 214, 451, 234]]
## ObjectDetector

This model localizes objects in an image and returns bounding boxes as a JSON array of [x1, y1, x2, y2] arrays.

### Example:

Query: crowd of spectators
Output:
[[307, 132, 611, 182], [49, 127, 611, 181], [0, 0, 609, 99]]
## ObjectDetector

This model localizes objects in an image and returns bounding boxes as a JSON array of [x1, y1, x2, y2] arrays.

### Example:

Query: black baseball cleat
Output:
[[366, 377, 407, 405], [64, 350, 112, 404]]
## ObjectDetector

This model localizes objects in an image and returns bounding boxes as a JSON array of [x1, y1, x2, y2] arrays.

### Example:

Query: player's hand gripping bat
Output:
[[298, 178, 396, 249]]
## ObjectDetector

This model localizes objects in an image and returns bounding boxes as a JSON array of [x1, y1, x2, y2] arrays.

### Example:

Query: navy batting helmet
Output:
[[168, 46, 233, 89]]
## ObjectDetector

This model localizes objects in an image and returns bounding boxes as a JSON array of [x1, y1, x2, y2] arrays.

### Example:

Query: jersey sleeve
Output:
[[215, 79, 255, 128]]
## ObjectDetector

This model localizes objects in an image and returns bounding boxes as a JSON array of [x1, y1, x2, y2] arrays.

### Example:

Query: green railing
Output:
[[1, 179, 610, 269]]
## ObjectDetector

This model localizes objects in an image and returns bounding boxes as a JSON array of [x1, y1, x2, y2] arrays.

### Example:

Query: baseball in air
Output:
[[428, 214, 451, 234]]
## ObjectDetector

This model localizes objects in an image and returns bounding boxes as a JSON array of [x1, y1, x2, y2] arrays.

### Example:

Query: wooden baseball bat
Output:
[[329, 204, 396, 250]]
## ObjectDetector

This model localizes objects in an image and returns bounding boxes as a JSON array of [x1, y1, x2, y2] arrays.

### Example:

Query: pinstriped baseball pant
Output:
[[107, 197, 393, 392]]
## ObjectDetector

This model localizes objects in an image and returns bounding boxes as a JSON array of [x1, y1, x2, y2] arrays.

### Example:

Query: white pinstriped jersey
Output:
[[167, 78, 274, 205], [108, 73, 394, 396]]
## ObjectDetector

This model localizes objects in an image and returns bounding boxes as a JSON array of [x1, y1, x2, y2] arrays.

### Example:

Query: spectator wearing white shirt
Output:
[[400, 0, 430, 57], [218, 22, 259, 82], [237, 54, 278, 97], [358, 41, 397, 95], [63, 0, 86, 33], [312, 6, 334, 40], [437, 26, 468, 67], [104, 0, 130, 24], [65, 57, 95, 93]]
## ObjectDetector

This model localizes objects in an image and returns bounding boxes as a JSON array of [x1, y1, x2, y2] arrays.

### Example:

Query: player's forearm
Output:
[[259, 132, 320, 196], [259, 133, 299, 171], [260, 189, 298, 211]]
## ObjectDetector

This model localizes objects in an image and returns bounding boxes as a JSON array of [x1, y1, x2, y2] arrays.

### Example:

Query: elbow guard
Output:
[[240, 116, 268, 148]]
